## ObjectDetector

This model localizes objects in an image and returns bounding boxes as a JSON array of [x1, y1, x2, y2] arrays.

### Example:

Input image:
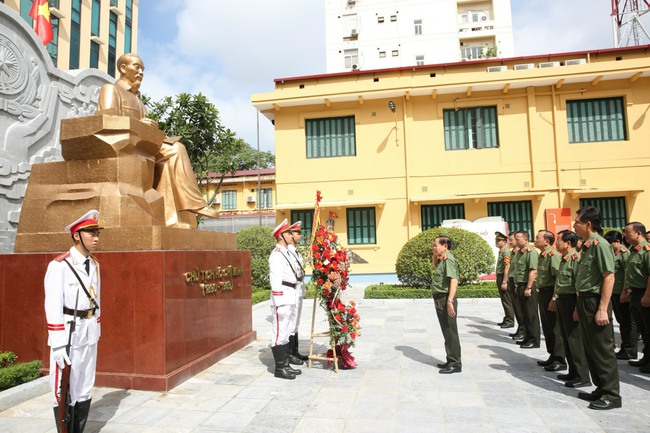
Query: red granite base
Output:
[[0, 250, 256, 391]]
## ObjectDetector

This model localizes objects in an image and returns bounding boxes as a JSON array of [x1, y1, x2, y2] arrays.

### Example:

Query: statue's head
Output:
[[117, 53, 145, 92]]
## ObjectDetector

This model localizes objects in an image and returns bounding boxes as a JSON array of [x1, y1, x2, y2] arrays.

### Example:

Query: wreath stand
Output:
[[307, 295, 339, 372]]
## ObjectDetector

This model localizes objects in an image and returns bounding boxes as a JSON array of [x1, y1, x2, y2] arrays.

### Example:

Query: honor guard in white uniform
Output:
[[268, 219, 302, 379], [45, 210, 103, 433], [287, 221, 309, 362]]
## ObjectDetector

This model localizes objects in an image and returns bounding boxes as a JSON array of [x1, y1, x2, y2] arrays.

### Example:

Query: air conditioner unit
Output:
[[513, 63, 535, 70], [565, 58, 587, 66], [538, 61, 560, 68], [212, 197, 220, 205], [487, 65, 507, 72], [247, 196, 256, 203]]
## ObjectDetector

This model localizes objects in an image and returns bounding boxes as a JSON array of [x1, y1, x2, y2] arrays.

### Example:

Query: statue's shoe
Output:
[[193, 206, 219, 219]]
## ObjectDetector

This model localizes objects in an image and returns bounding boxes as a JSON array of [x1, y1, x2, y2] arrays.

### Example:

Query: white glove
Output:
[[52, 347, 71, 369]]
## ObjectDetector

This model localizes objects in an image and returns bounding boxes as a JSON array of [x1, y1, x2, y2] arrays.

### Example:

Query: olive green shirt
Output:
[[514, 246, 538, 284], [613, 247, 630, 295], [431, 252, 459, 294], [555, 249, 579, 295], [509, 247, 520, 280], [496, 245, 511, 275], [537, 246, 561, 288], [624, 241, 650, 290], [575, 233, 615, 294]]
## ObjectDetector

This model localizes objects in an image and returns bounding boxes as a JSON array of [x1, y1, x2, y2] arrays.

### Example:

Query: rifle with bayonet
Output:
[[56, 290, 78, 433]]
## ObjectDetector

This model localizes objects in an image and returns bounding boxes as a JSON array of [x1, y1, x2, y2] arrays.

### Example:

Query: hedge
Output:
[[364, 282, 499, 299], [237, 226, 276, 289], [0, 352, 42, 391]]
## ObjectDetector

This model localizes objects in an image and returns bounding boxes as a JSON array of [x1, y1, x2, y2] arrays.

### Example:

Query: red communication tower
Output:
[[611, 0, 650, 46]]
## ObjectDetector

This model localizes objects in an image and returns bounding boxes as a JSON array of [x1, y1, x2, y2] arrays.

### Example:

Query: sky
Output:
[[136, 0, 619, 154]]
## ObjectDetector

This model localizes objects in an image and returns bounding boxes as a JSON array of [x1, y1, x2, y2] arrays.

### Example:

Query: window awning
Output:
[[565, 187, 644, 199], [410, 191, 548, 204], [275, 199, 386, 210]]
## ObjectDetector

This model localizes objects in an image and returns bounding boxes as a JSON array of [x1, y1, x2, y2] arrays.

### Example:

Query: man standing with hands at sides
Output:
[[432, 236, 462, 374], [45, 210, 103, 433], [513, 230, 540, 349], [287, 221, 309, 363], [621, 222, 650, 371], [495, 232, 515, 329], [535, 230, 566, 371], [551, 230, 591, 388], [508, 233, 526, 341], [573, 206, 621, 410], [268, 219, 302, 379]]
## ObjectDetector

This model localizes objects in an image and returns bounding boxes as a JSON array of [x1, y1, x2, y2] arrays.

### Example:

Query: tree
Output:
[[144, 93, 245, 204]]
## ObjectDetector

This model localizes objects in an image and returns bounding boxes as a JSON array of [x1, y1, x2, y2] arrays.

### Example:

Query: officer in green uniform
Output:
[[535, 230, 566, 370], [605, 230, 637, 360], [573, 206, 621, 410], [513, 230, 540, 348], [508, 234, 525, 340], [550, 230, 591, 388], [431, 236, 462, 374], [495, 232, 515, 328], [622, 222, 650, 371]]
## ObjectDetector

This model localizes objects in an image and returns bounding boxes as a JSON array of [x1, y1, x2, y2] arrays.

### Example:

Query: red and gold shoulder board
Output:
[[439, 255, 448, 261], [620, 247, 627, 253], [504, 257, 511, 263], [593, 238, 599, 246], [571, 252, 579, 260], [54, 252, 71, 262], [548, 251, 554, 256]]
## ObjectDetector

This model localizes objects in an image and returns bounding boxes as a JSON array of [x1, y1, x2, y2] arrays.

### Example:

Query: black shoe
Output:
[[537, 356, 554, 367], [544, 361, 567, 372], [512, 334, 525, 341], [628, 357, 649, 367], [588, 397, 622, 410], [497, 321, 505, 326], [500, 323, 515, 329], [271, 345, 296, 380], [578, 391, 601, 402], [516, 338, 530, 345], [290, 333, 309, 362], [557, 373, 575, 381], [436, 362, 450, 369], [509, 332, 520, 338], [615, 350, 630, 360], [520, 341, 540, 349], [438, 365, 462, 374], [565, 379, 591, 388], [288, 354, 304, 366]]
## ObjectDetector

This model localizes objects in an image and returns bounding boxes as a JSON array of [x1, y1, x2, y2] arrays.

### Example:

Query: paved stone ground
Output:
[[1, 284, 649, 432]]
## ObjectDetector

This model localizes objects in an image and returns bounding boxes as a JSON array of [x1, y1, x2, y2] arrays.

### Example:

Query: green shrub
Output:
[[396, 227, 495, 287], [0, 360, 42, 390], [0, 351, 18, 368], [252, 290, 270, 305], [364, 282, 499, 299], [237, 226, 276, 289]]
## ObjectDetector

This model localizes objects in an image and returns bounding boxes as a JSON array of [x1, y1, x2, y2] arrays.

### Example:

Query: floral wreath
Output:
[[310, 191, 360, 368]]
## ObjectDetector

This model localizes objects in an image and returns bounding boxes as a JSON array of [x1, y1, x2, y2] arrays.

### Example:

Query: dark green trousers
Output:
[[516, 282, 540, 344], [629, 288, 650, 358], [539, 287, 565, 360], [611, 292, 638, 357], [508, 277, 525, 335], [556, 295, 590, 381], [497, 273, 515, 326], [576, 295, 620, 401], [434, 294, 462, 367]]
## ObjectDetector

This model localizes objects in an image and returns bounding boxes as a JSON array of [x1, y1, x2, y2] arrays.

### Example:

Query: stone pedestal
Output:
[[0, 249, 256, 391]]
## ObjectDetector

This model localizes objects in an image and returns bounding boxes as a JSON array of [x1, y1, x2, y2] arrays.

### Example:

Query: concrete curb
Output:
[[0, 376, 49, 412]]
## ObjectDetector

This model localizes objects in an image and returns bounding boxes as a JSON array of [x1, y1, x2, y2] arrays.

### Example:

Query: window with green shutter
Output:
[[306, 116, 356, 158], [347, 207, 376, 245], [567, 97, 626, 143], [291, 210, 314, 246], [421, 204, 465, 231], [488, 200, 533, 238], [443, 106, 499, 150], [222, 190, 237, 210], [579, 197, 627, 229], [257, 188, 273, 209]]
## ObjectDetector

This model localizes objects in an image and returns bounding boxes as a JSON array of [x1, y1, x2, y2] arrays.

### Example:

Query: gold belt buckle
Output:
[[86, 310, 93, 319]]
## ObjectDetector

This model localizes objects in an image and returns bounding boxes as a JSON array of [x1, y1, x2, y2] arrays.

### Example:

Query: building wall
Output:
[[5, 0, 138, 75], [325, 0, 514, 72], [254, 47, 650, 275]]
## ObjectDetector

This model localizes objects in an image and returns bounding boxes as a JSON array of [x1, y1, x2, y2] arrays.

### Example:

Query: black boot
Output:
[[271, 345, 296, 379], [287, 336, 304, 365], [74, 399, 92, 433], [53, 404, 74, 433], [284, 343, 302, 375], [291, 333, 309, 362]]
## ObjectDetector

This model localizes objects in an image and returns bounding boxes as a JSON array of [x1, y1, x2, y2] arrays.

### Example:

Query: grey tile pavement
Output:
[[1, 284, 650, 432]]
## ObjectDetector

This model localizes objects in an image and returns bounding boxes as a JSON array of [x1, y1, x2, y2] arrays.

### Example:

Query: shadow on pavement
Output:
[[395, 345, 444, 366], [87, 389, 129, 432]]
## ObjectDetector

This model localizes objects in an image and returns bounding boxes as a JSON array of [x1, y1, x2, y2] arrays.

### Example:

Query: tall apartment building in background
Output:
[[325, 0, 514, 72], [3, 0, 138, 76]]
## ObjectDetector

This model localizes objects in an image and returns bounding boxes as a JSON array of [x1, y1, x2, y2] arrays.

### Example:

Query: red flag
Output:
[[29, 0, 53, 46]]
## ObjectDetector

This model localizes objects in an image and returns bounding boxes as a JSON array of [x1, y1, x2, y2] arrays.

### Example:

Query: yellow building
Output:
[[4, 0, 138, 75], [200, 169, 277, 232], [252, 45, 650, 279]]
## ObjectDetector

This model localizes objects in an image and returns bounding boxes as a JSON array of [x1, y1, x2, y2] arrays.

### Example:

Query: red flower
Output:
[[350, 333, 356, 339], [334, 314, 341, 322], [338, 304, 346, 312], [342, 325, 348, 332], [349, 308, 356, 315]]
